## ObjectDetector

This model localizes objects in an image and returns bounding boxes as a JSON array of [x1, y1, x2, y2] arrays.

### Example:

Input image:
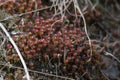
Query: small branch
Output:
[[0, 63, 75, 80], [88, 0, 99, 10], [105, 51, 120, 63], [0, 31, 6, 48], [0, 6, 51, 22], [73, 0, 92, 61], [100, 70, 110, 80], [0, 23, 30, 80], [51, 0, 72, 20]]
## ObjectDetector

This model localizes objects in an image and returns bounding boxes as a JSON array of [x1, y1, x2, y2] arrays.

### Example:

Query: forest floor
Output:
[[0, 0, 120, 80]]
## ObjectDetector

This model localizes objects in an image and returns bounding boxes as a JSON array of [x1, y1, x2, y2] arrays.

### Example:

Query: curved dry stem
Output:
[[0, 23, 30, 80], [105, 51, 120, 63], [51, 0, 93, 61], [73, 0, 92, 61]]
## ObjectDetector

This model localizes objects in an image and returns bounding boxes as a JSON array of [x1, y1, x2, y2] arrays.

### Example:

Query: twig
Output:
[[0, 6, 51, 22], [0, 37, 6, 48], [100, 70, 110, 80], [0, 63, 75, 80], [105, 51, 120, 63], [73, 0, 92, 61], [0, 31, 5, 48], [51, 0, 72, 20], [64, 47, 67, 62], [80, 71, 87, 78], [99, 5, 120, 22], [0, 63, 8, 72], [88, 0, 99, 10], [0, 23, 30, 80]]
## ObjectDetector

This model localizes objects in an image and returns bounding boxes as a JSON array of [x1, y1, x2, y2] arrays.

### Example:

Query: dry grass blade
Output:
[[0, 23, 30, 80], [105, 51, 120, 63], [73, 0, 92, 61]]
